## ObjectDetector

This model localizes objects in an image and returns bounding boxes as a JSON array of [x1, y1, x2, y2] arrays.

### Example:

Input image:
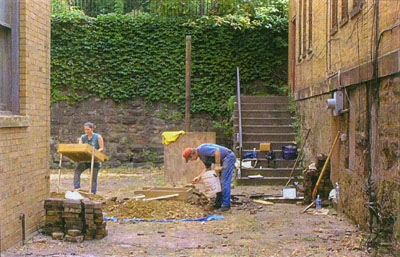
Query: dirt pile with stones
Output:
[[50, 189, 210, 221], [103, 199, 208, 220]]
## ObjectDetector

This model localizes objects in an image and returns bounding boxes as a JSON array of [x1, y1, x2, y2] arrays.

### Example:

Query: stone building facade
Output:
[[0, 0, 51, 252], [289, 0, 399, 244]]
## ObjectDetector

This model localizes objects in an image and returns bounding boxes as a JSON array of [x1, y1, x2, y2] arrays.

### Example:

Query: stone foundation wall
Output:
[[297, 77, 400, 237], [50, 98, 230, 168]]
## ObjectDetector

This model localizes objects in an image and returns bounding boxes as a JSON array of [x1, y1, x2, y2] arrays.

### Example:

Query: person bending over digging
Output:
[[182, 143, 236, 212], [73, 122, 104, 194]]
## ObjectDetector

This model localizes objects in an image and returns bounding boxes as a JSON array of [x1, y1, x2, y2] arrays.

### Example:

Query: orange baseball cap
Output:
[[182, 148, 193, 163]]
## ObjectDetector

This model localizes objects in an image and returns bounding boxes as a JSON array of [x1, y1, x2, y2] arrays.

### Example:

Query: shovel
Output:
[[302, 131, 340, 213]]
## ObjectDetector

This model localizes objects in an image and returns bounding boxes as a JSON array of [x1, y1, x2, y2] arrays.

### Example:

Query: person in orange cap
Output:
[[183, 143, 236, 212]]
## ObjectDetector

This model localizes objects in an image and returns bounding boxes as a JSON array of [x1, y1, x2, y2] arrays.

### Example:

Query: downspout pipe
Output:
[[19, 213, 25, 246]]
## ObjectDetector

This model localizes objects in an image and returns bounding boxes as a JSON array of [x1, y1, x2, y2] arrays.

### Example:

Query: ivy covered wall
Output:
[[51, 6, 288, 120]]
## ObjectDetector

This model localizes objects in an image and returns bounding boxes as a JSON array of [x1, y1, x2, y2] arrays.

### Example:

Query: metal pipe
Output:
[[236, 67, 242, 150], [19, 213, 25, 246], [236, 67, 243, 170]]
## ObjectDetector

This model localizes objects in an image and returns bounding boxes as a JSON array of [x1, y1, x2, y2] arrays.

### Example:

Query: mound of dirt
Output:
[[103, 199, 208, 220]]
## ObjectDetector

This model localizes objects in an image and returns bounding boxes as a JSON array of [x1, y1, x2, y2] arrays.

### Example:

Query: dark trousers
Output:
[[73, 162, 100, 194]]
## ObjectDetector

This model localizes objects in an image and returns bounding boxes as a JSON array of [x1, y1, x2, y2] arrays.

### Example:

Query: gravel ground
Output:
[[1, 168, 391, 257]]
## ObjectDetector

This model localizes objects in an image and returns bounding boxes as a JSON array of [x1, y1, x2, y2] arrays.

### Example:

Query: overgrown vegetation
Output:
[[51, 0, 288, 128]]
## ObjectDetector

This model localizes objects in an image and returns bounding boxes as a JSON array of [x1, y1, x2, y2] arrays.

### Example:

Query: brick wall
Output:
[[289, 0, 400, 239], [0, 0, 51, 252]]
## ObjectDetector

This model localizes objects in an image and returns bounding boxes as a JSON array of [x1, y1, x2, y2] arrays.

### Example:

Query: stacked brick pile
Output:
[[93, 202, 107, 239], [44, 198, 64, 235], [81, 199, 108, 240], [82, 198, 96, 240], [43, 198, 107, 241], [64, 199, 84, 242]]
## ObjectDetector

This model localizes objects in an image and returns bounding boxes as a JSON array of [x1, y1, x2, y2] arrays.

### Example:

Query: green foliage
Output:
[[53, 0, 286, 18], [141, 147, 159, 167], [51, 0, 288, 125], [213, 119, 234, 137], [51, 0, 87, 19]]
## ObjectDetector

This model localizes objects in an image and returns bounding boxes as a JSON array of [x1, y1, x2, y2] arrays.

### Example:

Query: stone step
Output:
[[239, 158, 299, 169], [236, 177, 303, 186], [233, 95, 299, 187], [234, 125, 294, 134], [238, 167, 303, 178], [236, 110, 293, 119], [235, 102, 291, 111], [242, 133, 296, 142], [239, 96, 290, 104], [238, 141, 297, 151], [239, 117, 295, 126]]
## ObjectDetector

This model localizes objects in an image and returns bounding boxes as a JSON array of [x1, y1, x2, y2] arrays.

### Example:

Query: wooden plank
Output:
[[263, 196, 304, 204], [58, 144, 109, 162], [142, 186, 191, 192], [143, 194, 179, 201], [253, 199, 274, 205], [134, 187, 192, 201]]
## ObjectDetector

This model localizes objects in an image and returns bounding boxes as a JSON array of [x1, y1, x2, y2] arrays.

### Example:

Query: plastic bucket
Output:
[[201, 170, 222, 198], [281, 144, 298, 160], [282, 187, 296, 199]]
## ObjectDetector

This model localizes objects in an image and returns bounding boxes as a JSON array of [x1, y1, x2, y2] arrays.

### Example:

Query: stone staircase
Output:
[[233, 96, 303, 186]]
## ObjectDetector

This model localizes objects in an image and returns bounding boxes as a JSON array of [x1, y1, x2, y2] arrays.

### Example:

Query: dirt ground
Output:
[[1, 167, 390, 257]]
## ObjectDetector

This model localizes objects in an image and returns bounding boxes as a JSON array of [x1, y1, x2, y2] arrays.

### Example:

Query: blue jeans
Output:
[[73, 162, 100, 194], [220, 151, 236, 207]]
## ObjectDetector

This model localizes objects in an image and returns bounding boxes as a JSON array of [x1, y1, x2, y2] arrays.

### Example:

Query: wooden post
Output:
[[57, 154, 62, 193], [90, 146, 95, 194], [200, 0, 205, 15], [185, 35, 192, 132]]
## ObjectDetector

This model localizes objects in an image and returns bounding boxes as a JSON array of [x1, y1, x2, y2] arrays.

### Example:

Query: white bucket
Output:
[[201, 170, 222, 198]]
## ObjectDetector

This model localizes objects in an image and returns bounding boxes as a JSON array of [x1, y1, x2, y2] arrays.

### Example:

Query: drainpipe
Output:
[[19, 213, 25, 246]]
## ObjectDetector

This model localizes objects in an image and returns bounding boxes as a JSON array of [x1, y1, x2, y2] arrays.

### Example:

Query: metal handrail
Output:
[[236, 67, 243, 173]]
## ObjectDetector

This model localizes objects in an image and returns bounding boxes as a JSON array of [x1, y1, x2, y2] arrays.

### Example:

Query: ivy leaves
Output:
[[51, 1, 288, 120]]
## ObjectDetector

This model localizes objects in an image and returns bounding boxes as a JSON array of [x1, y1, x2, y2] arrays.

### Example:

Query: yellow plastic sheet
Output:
[[161, 130, 186, 145]]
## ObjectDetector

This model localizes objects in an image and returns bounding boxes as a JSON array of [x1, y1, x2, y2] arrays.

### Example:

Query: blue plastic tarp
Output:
[[104, 214, 225, 223]]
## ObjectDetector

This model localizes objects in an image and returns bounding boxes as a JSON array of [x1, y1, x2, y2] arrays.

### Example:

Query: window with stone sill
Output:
[[0, 115, 29, 128], [0, 0, 20, 116]]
